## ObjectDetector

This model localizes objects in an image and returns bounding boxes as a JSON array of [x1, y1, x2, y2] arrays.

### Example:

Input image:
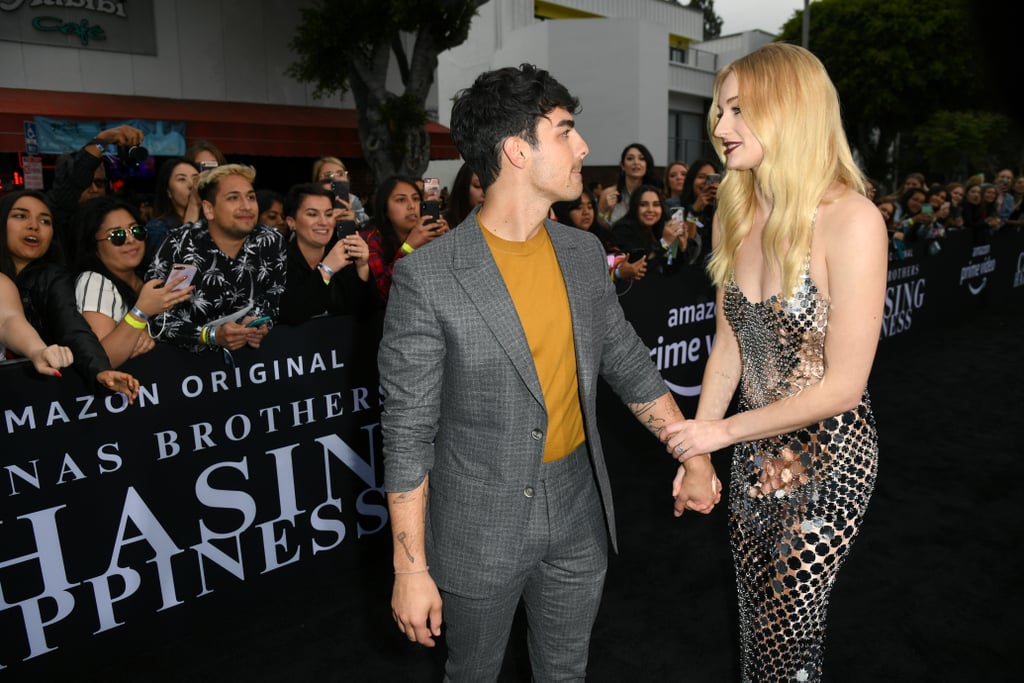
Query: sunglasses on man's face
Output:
[[97, 225, 147, 246]]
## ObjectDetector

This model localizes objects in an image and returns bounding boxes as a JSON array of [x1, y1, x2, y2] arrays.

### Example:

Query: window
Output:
[[668, 110, 712, 164]]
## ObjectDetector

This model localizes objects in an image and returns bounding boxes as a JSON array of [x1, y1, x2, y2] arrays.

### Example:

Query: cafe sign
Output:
[[0, 0, 156, 56]]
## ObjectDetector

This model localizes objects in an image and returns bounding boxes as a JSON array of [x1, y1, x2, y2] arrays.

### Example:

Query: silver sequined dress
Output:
[[724, 267, 878, 682]]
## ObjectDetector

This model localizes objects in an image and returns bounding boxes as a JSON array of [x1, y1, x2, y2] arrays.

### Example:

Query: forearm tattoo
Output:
[[396, 531, 415, 563], [629, 399, 683, 437]]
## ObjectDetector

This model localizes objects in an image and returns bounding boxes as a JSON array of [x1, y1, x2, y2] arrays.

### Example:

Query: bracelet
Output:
[[207, 324, 219, 348], [86, 137, 105, 153], [400, 242, 415, 254], [613, 265, 622, 280], [123, 312, 147, 329], [129, 305, 150, 322], [394, 567, 430, 575], [317, 262, 336, 277]]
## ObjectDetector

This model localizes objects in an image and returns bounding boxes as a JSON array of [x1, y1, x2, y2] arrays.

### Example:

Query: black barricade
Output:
[[1, 228, 1021, 675], [0, 315, 388, 674]]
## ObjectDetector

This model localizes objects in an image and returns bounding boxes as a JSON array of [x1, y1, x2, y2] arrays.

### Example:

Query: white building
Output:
[[0, 0, 773, 193], [426, 0, 775, 183]]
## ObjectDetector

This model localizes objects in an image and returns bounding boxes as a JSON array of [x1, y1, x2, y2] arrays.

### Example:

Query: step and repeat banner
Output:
[[1, 228, 1021, 675]]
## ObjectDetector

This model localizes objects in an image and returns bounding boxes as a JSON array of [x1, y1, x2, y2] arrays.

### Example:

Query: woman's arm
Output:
[[664, 198, 887, 455], [0, 274, 73, 375]]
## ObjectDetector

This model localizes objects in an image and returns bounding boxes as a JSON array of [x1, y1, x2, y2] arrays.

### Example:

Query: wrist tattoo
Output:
[[396, 531, 415, 563]]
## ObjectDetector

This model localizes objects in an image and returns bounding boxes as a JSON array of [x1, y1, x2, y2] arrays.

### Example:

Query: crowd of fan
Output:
[[868, 168, 1024, 259], [1, 125, 1019, 400]]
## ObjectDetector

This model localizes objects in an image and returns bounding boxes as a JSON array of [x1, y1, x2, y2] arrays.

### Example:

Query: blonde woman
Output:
[[661, 44, 886, 681], [312, 156, 368, 224]]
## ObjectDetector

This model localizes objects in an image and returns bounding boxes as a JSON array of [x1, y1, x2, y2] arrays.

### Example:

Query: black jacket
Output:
[[16, 262, 111, 382], [278, 235, 379, 325]]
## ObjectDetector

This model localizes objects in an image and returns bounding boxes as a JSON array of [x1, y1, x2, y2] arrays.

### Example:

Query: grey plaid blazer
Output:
[[379, 215, 667, 598]]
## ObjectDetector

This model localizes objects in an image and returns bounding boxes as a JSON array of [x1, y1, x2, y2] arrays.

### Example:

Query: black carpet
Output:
[[38, 306, 1022, 682]]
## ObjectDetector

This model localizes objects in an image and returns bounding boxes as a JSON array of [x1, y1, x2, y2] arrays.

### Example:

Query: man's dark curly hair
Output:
[[450, 63, 580, 191]]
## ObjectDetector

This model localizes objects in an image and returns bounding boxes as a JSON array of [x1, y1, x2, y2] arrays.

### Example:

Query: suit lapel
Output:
[[452, 217, 545, 408]]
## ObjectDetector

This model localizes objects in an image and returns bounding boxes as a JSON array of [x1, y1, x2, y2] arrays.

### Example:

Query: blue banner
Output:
[[32, 116, 186, 156]]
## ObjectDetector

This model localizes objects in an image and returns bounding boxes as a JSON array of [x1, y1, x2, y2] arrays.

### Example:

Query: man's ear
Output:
[[201, 199, 215, 221], [501, 136, 529, 171]]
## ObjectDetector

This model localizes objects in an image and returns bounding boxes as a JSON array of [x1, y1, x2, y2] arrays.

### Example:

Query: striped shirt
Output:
[[75, 271, 128, 322]]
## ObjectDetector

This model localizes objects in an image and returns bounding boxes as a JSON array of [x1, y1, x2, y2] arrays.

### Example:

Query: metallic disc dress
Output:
[[724, 269, 878, 682]]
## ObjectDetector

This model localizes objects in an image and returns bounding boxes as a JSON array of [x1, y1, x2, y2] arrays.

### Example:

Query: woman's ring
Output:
[[675, 444, 687, 456]]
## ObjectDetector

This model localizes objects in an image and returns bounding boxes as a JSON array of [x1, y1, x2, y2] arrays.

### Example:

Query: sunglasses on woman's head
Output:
[[97, 225, 147, 246]]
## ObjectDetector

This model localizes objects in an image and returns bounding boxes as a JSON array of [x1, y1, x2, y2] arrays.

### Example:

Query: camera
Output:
[[118, 144, 148, 167]]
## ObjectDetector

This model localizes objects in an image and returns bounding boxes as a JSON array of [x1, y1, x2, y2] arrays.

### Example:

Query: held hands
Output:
[[671, 458, 722, 517], [28, 344, 73, 377], [406, 215, 450, 249], [391, 572, 443, 647]]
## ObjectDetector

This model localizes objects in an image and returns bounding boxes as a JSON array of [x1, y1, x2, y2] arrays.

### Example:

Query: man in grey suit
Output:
[[380, 64, 720, 681]]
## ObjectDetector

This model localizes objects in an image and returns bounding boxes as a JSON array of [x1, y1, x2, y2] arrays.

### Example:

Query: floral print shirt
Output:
[[145, 219, 286, 351]]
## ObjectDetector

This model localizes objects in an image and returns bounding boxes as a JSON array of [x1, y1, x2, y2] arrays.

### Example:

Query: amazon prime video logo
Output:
[[960, 244, 996, 296]]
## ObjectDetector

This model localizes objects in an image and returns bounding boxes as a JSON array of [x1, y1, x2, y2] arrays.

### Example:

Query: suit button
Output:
[[524, 486, 535, 498], [531, 429, 543, 441]]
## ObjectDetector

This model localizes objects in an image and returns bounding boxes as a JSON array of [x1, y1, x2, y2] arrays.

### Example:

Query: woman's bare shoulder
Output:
[[818, 187, 886, 245]]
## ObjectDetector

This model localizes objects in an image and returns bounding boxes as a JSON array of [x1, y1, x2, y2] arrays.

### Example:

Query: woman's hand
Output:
[[130, 332, 155, 358], [617, 256, 647, 282], [135, 278, 193, 318], [28, 344, 73, 376], [662, 216, 687, 245], [332, 199, 357, 223], [661, 419, 732, 462], [598, 187, 619, 218], [97, 369, 140, 403], [183, 186, 201, 224], [405, 215, 450, 249]]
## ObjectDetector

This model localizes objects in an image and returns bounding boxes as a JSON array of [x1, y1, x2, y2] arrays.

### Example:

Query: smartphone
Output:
[[423, 177, 440, 201], [331, 179, 350, 204], [335, 220, 357, 238], [421, 200, 440, 225], [627, 248, 648, 263], [921, 204, 933, 215], [670, 207, 686, 223], [199, 160, 217, 171], [169, 263, 198, 291], [705, 173, 722, 185], [245, 315, 272, 328]]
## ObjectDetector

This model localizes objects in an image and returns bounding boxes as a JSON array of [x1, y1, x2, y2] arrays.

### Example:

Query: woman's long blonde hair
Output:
[[706, 43, 865, 299]]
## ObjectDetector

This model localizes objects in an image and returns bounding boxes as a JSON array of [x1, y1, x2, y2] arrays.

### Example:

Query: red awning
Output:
[[0, 87, 458, 160]]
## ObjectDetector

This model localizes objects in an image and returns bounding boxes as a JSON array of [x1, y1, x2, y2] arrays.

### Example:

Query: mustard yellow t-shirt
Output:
[[481, 224, 585, 462]]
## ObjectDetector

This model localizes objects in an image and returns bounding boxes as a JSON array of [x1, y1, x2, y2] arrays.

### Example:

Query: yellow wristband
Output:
[[400, 242, 414, 254], [123, 312, 147, 329]]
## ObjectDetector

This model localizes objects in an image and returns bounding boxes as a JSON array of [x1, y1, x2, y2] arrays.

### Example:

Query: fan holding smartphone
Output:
[[361, 176, 450, 302], [313, 156, 369, 225]]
